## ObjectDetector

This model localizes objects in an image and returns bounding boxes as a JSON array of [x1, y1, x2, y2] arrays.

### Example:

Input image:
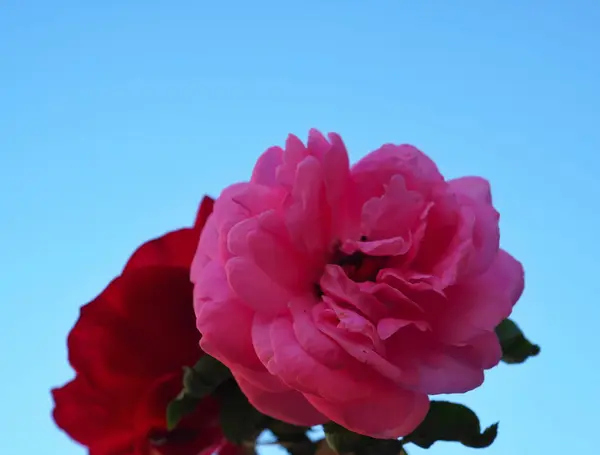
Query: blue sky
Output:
[[1, 1, 598, 454]]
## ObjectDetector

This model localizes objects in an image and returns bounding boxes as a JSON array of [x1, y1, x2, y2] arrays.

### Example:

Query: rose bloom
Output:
[[192, 130, 524, 439], [52, 197, 238, 455]]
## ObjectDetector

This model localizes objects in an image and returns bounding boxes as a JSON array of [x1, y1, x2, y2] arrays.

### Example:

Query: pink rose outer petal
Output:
[[234, 374, 327, 426], [307, 386, 429, 438]]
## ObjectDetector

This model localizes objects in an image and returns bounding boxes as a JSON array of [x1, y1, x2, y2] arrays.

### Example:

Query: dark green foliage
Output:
[[496, 319, 541, 364], [404, 401, 498, 449]]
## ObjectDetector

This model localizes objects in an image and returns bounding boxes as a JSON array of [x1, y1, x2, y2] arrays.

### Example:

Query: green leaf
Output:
[[496, 319, 541, 364], [166, 391, 200, 431], [323, 422, 367, 454], [183, 355, 232, 397], [166, 355, 232, 430], [269, 421, 318, 455], [323, 423, 404, 455], [217, 380, 268, 444], [363, 439, 406, 455], [404, 401, 498, 449]]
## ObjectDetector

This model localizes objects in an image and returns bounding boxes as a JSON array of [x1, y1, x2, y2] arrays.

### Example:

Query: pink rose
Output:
[[191, 129, 524, 439]]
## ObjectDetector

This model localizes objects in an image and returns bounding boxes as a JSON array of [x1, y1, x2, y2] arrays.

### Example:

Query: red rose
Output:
[[52, 197, 236, 455]]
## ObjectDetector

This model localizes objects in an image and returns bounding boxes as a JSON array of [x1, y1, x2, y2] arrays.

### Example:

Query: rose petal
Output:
[[258, 315, 369, 401], [412, 348, 485, 395], [306, 385, 429, 438], [437, 249, 524, 344], [227, 211, 314, 291], [320, 265, 388, 321], [194, 215, 220, 271], [289, 296, 350, 369], [342, 237, 410, 257], [377, 318, 429, 341], [234, 374, 327, 426], [448, 176, 493, 204], [194, 261, 264, 372], [52, 377, 131, 452], [225, 257, 291, 316], [252, 146, 284, 187], [351, 144, 444, 205], [448, 177, 500, 276], [285, 156, 333, 257], [124, 197, 214, 272], [316, 303, 415, 387]]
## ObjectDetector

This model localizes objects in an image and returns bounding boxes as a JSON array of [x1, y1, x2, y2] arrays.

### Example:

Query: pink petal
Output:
[[323, 297, 382, 348], [463, 330, 503, 370], [257, 315, 369, 402], [372, 270, 443, 309], [234, 373, 327, 426], [411, 345, 485, 395], [448, 176, 493, 204], [193, 215, 220, 271], [406, 332, 501, 395], [276, 134, 309, 190], [225, 257, 291, 316], [289, 296, 351, 369], [314, 131, 353, 240], [227, 211, 315, 292], [448, 177, 500, 276], [211, 182, 282, 261], [286, 156, 332, 256], [342, 237, 410, 257], [306, 385, 429, 438], [320, 265, 388, 321], [306, 129, 332, 159], [251, 146, 284, 187], [428, 205, 477, 287], [377, 318, 429, 340], [438, 249, 524, 344], [351, 144, 445, 206], [315, 303, 416, 387], [307, 130, 351, 205], [193, 261, 262, 372], [361, 175, 425, 241]]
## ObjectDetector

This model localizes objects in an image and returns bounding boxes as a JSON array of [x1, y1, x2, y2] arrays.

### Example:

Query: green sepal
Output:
[[166, 391, 200, 431], [165, 355, 232, 430]]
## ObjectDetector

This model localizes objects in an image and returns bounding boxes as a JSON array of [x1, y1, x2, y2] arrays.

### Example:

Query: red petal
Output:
[[67, 267, 201, 388], [124, 197, 214, 272], [52, 377, 134, 454]]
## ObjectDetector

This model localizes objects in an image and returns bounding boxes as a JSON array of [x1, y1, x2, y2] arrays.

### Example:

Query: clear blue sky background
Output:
[[1, 1, 598, 454]]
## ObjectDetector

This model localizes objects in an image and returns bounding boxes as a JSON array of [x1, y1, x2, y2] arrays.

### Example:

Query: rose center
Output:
[[331, 237, 389, 283]]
